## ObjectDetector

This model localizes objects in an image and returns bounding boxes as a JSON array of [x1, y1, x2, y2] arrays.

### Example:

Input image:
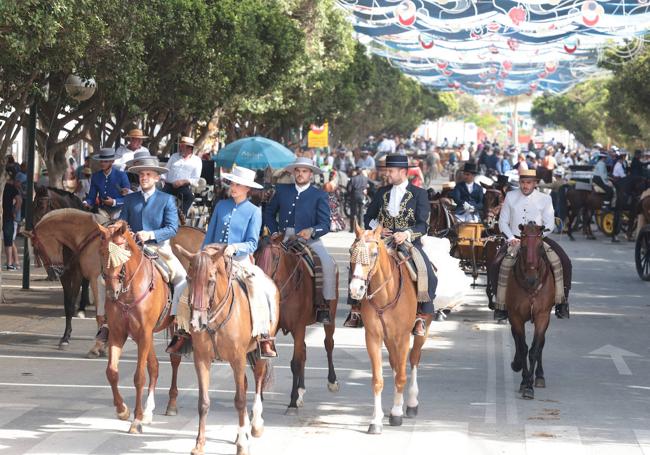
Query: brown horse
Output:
[[483, 188, 504, 232], [255, 235, 339, 414], [428, 198, 456, 237], [565, 188, 604, 240], [506, 222, 555, 400], [348, 224, 432, 434], [96, 220, 177, 434], [175, 244, 279, 455]]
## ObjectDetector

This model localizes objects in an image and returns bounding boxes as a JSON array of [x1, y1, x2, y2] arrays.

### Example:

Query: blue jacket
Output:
[[364, 183, 430, 244], [451, 182, 484, 214], [85, 168, 130, 209], [263, 184, 330, 239], [203, 198, 261, 257], [119, 190, 178, 243]]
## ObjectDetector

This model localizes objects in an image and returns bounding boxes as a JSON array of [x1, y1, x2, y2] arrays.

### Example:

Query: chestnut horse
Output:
[[175, 244, 279, 455], [96, 220, 177, 434], [506, 222, 555, 400], [348, 224, 433, 434], [255, 235, 339, 414]]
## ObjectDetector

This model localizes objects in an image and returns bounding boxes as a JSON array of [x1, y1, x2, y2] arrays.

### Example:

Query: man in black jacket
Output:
[[344, 154, 437, 336], [347, 167, 368, 232]]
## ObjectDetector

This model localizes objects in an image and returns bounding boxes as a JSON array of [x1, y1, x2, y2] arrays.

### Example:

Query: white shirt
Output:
[[465, 182, 474, 194], [164, 152, 202, 186], [388, 179, 409, 217], [461, 149, 469, 161], [295, 182, 310, 194], [114, 145, 149, 172], [499, 189, 555, 241], [142, 187, 156, 202], [613, 161, 626, 178]]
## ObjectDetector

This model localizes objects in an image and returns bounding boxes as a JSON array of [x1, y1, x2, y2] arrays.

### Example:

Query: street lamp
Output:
[[64, 75, 97, 102]]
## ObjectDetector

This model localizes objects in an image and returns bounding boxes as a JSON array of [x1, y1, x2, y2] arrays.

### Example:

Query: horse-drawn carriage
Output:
[[635, 190, 650, 280]]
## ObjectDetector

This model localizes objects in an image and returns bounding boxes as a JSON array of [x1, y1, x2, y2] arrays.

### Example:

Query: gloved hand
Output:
[[463, 201, 472, 212], [468, 204, 476, 213], [224, 245, 237, 257]]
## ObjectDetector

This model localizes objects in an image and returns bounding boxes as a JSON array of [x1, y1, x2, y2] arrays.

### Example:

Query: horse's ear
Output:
[[96, 223, 109, 237], [354, 220, 364, 238], [204, 243, 225, 258], [174, 244, 196, 261], [117, 221, 128, 236]]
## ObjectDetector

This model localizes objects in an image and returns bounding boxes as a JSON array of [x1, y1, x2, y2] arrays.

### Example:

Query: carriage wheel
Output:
[[600, 212, 615, 236], [635, 228, 650, 281]]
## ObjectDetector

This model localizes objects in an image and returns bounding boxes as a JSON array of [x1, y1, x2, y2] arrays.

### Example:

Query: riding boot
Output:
[[555, 303, 570, 319], [343, 304, 363, 328], [412, 314, 427, 337], [259, 336, 278, 358], [493, 309, 508, 321]]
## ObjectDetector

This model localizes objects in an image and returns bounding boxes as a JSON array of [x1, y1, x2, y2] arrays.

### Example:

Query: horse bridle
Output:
[[350, 238, 402, 301]]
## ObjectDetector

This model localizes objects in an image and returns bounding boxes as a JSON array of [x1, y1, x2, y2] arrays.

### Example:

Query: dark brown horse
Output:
[[428, 198, 456, 237], [565, 188, 604, 240], [506, 222, 555, 400], [175, 244, 279, 455], [96, 220, 177, 434], [348, 224, 433, 434], [483, 188, 504, 232], [255, 235, 339, 413]]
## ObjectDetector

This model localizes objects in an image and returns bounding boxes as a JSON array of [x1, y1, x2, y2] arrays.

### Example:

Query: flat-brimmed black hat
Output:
[[461, 162, 478, 174], [381, 154, 415, 169]]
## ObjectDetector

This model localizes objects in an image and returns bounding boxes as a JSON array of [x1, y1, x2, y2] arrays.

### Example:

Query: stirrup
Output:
[[315, 307, 332, 325], [343, 310, 363, 328], [412, 317, 426, 337], [258, 338, 278, 358]]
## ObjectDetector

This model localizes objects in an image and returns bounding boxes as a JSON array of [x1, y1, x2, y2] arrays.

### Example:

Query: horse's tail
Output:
[[247, 351, 275, 392]]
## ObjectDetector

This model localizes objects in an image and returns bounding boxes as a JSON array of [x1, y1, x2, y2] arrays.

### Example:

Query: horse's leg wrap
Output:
[[495, 245, 518, 310]]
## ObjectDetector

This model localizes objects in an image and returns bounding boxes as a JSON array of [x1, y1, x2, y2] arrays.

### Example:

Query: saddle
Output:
[[282, 239, 325, 308], [389, 240, 432, 303]]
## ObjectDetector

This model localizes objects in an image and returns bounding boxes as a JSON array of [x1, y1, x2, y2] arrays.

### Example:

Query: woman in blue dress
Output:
[[203, 166, 278, 357]]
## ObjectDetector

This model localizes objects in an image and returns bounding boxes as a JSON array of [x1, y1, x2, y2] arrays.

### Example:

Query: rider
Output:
[[491, 168, 571, 320], [592, 152, 614, 204], [119, 151, 188, 354], [344, 154, 438, 336], [163, 136, 203, 218], [263, 156, 337, 325], [82, 148, 130, 219], [114, 128, 150, 172], [450, 162, 484, 222], [202, 165, 277, 358]]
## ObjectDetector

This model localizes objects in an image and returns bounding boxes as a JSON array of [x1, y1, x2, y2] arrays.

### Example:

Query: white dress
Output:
[[420, 236, 472, 310]]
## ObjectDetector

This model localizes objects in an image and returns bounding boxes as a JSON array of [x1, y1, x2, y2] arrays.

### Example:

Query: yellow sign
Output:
[[307, 122, 329, 148]]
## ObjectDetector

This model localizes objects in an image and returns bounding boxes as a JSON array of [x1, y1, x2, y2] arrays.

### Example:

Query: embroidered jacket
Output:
[[364, 183, 430, 243]]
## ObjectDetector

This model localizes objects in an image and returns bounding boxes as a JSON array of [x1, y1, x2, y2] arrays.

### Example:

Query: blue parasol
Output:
[[213, 136, 295, 170]]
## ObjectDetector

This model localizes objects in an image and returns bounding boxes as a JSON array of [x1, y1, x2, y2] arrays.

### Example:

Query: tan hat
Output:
[[179, 136, 195, 147], [519, 169, 539, 179], [442, 182, 456, 190], [125, 128, 148, 139]]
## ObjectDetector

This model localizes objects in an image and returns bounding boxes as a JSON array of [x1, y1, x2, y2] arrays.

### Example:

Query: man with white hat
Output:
[[114, 128, 150, 173], [163, 136, 203, 217], [82, 148, 130, 219], [263, 157, 337, 324], [119, 151, 188, 353]]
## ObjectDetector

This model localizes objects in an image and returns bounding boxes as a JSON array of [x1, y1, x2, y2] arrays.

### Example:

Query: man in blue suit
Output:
[[451, 162, 484, 222], [344, 154, 437, 336], [263, 157, 337, 324], [82, 148, 130, 219], [119, 151, 187, 353]]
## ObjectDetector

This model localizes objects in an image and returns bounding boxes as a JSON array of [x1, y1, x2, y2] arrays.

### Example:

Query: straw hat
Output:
[[126, 150, 168, 174], [222, 165, 262, 189], [125, 128, 148, 139], [519, 169, 539, 179], [91, 148, 117, 161], [284, 157, 322, 174], [179, 136, 195, 147]]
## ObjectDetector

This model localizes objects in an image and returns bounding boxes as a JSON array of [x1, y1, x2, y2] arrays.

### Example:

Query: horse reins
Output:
[[515, 233, 552, 322]]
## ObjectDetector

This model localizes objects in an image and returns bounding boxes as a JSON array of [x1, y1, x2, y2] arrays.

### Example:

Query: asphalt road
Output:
[[0, 229, 649, 455]]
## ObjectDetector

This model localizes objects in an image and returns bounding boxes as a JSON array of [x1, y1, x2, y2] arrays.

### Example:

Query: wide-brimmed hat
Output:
[[125, 128, 148, 139], [126, 150, 168, 174], [461, 162, 478, 174], [91, 148, 117, 161], [381, 154, 414, 169], [221, 165, 262, 189], [179, 136, 195, 147], [284, 157, 322, 174], [519, 169, 539, 180]]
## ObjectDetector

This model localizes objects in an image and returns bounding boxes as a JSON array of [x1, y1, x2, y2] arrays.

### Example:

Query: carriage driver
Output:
[[490, 168, 572, 321], [344, 154, 438, 337], [450, 162, 484, 223], [118, 151, 188, 353], [263, 157, 337, 325]]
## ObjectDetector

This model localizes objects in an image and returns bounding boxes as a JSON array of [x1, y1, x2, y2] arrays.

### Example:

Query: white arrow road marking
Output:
[[587, 345, 641, 376]]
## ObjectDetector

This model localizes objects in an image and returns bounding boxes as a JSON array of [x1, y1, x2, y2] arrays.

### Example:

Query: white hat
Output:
[[284, 157, 322, 174], [179, 136, 195, 147], [222, 165, 262, 189]]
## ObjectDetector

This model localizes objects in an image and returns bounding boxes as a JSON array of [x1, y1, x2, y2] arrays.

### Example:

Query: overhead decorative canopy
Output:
[[337, 0, 650, 95]]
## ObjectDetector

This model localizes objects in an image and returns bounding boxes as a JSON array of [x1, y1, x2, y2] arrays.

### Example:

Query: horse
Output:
[[32, 186, 91, 317], [25, 209, 203, 358], [506, 222, 556, 400], [348, 223, 433, 434], [565, 188, 604, 240], [96, 220, 179, 434], [255, 235, 339, 414], [175, 244, 279, 455], [428, 198, 456, 238], [483, 188, 504, 233]]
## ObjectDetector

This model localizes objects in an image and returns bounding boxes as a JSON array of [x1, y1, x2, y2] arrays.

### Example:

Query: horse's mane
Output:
[[46, 186, 77, 197]]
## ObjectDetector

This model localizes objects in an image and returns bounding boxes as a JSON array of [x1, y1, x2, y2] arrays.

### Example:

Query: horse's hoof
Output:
[[86, 349, 100, 359], [522, 387, 534, 400], [191, 448, 204, 455], [285, 407, 298, 416], [327, 381, 340, 393], [535, 378, 546, 388], [141, 413, 152, 425], [367, 423, 383, 435], [511, 360, 523, 373], [405, 406, 418, 418], [117, 405, 130, 421], [165, 405, 178, 416], [128, 422, 142, 434], [58, 342, 69, 350], [236, 446, 249, 455], [251, 425, 264, 438], [76, 310, 86, 319], [389, 415, 403, 426]]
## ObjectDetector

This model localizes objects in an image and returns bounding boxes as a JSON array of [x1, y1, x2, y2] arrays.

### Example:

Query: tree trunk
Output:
[[46, 154, 67, 189]]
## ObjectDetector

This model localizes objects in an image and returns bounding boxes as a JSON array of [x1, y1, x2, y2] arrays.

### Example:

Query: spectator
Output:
[[407, 159, 425, 188], [542, 148, 557, 170], [114, 129, 150, 172], [496, 149, 511, 174], [2, 169, 22, 270], [631, 150, 644, 177], [333, 148, 354, 175], [356, 150, 375, 170], [162, 136, 202, 217], [346, 167, 368, 232]]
